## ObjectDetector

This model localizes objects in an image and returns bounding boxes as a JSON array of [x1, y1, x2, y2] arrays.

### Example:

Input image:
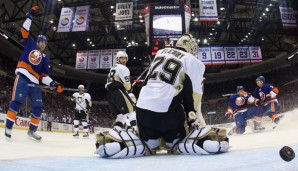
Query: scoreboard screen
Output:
[[152, 15, 182, 36]]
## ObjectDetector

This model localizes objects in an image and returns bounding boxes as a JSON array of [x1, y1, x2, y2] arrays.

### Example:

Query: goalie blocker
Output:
[[94, 127, 229, 158]]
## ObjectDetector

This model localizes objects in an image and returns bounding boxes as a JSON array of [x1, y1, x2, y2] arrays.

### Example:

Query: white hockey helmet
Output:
[[176, 33, 198, 56], [78, 85, 85, 90], [116, 51, 128, 63]]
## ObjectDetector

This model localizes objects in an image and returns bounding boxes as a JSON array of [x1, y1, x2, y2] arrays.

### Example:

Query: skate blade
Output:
[[27, 136, 42, 141], [83, 137, 89, 139], [5, 136, 12, 142], [73, 136, 79, 139]]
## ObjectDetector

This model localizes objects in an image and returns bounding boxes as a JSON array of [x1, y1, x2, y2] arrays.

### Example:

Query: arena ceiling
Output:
[[0, 0, 298, 80]]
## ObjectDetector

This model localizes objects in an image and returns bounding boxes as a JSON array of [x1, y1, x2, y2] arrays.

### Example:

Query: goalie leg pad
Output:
[[177, 126, 230, 155], [95, 128, 146, 158]]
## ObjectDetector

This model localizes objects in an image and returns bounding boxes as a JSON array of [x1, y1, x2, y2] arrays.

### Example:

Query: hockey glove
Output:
[[26, 6, 39, 19], [50, 81, 64, 93], [224, 112, 233, 120], [188, 111, 200, 128]]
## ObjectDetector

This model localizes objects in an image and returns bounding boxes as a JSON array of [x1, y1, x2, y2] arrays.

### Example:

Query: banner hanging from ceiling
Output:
[[87, 50, 100, 69], [75, 51, 88, 69], [100, 49, 113, 69], [279, 7, 297, 29], [199, 0, 219, 22], [72, 5, 90, 32], [115, 2, 133, 20], [57, 7, 75, 32]]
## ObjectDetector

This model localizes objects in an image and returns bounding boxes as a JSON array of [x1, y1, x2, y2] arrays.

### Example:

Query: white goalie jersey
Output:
[[72, 92, 91, 110], [105, 64, 131, 91], [137, 48, 205, 113]]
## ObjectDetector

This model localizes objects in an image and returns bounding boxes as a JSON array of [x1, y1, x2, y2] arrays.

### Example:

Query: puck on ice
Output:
[[279, 146, 295, 162]]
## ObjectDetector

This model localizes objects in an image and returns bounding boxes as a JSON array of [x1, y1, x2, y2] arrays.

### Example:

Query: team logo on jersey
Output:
[[259, 92, 266, 101], [235, 96, 245, 106], [60, 17, 69, 26], [76, 16, 85, 25], [28, 50, 42, 65]]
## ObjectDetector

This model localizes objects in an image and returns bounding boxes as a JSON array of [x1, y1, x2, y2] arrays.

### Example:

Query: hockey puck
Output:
[[279, 146, 295, 162]]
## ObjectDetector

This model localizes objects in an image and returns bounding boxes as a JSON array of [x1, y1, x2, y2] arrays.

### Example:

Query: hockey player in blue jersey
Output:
[[254, 76, 280, 126], [5, 6, 64, 140], [225, 86, 264, 135]]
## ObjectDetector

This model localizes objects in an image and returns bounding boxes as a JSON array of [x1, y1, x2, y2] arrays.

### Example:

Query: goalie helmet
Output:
[[116, 51, 128, 64], [176, 33, 198, 56]]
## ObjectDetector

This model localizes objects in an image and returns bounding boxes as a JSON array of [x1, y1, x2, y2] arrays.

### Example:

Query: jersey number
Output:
[[148, 56, 182, 85], [107, 69, 116, 83]]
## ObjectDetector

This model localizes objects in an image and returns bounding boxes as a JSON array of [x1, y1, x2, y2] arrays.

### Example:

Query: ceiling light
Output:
[[266, 8, 269, 11], [110, 6, 114, 9], [87, 38, 90, 41], [124, 37, 127, 40], [140, 19, 144, 23], [72, 43, 75, 47], [217, 21, 220, 25], [220, 7, 225, 11], [50, 20, 54, 24], [193, 17, 198, 22], [92, 44, 95, 47]]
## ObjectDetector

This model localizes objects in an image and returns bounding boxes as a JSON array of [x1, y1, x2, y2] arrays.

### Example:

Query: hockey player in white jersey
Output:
[[71, 85, 92, 138], [95, 34, 229, 158], [105, 51, 136, 131]]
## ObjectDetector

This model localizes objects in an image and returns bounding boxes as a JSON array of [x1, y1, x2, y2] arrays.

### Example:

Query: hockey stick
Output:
[[131, 66, 150, 87], [41, 85, 78, 91], [73, 100, 98, 122], [27, 84, 78, 91]]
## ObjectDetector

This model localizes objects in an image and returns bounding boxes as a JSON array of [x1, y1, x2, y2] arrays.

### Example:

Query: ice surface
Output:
[[1, 109, 298, 171]]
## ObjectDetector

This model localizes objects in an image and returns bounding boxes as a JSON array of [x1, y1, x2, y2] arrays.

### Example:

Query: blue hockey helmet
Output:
[[236, 85, 245, 93], [256, 76, 265, 83], [36, 35, 47, 44]]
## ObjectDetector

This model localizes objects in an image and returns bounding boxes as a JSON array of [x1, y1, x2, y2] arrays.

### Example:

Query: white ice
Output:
[[1, 109, 298, 171]]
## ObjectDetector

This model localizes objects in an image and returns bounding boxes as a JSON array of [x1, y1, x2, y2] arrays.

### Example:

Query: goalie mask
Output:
[[78, 85, 85, 94], [116, 51, 128, 65], [176, 33, 198, 56]]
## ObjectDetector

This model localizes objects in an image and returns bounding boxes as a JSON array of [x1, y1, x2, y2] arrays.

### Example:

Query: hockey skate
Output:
[[83, 133, 89, 138], [27, 130, 42, 140], [5, 128, 12, 140], [253, 121, 265, 133], [73, 132, 79, 138], [273, 117, 280, 129]]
